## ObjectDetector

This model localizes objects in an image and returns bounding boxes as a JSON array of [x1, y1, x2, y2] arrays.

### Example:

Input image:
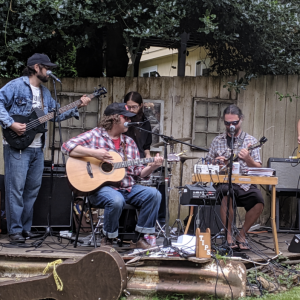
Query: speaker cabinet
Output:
[[268, 158, 300, 192], [185, 205, 222, 235], [32, 175, 73, 227]]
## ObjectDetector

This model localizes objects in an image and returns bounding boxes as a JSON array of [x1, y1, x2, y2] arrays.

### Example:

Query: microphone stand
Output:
[[126, 124, 208, 247], [224, 127, 235, 248], [34, 78, 72, 247]]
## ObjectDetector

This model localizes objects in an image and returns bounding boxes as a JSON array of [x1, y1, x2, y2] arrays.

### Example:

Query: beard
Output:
[[130, 106, 144, 122], [37, 74, 49, 83]]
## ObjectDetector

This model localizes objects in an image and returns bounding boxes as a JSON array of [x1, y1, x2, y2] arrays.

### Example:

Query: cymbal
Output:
[[180, 156, 200, 161], [152, 137, 192, 148]]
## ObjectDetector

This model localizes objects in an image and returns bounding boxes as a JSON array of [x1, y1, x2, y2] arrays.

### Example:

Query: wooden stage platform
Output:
[[0, 230, 298, 263]]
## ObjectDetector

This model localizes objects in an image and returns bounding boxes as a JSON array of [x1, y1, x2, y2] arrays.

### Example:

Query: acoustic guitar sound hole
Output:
[[102, 162, 113, 173]]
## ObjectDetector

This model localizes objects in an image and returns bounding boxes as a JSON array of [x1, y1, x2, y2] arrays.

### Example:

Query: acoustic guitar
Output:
[[2, 87, 107, 150], [66, 151, 180, 193]]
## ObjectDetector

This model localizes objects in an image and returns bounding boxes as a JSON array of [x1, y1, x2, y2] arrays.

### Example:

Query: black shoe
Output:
[[9, 232, 25, 243], [22, 230, 41, 239]]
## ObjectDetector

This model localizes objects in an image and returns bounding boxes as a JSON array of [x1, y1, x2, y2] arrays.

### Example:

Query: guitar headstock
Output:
[[249, 136, 268, 150], [259, 136, 268, 144], [93, 86, 107, 98]]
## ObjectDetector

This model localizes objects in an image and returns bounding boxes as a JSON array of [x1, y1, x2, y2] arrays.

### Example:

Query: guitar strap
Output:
[[121, 142, 128, 161], [39, 86, 44, 110], [236, 131, 246, 153]]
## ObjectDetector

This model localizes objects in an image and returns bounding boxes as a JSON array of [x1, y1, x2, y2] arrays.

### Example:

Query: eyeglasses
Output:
[[126, 105, 140, 111], [120, 115, 130, 121], [41, 65, 52, 71], [224, 119, 240, 126]]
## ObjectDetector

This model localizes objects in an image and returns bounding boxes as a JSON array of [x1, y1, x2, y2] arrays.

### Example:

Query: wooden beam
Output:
[[177, 32, 190, 77]]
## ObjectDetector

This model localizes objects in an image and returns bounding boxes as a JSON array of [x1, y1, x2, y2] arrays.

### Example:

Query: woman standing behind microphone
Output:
[[124, 92, 152, 158]]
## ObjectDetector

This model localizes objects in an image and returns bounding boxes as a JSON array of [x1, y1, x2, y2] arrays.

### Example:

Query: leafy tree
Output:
[[0, 0, 299, 78]]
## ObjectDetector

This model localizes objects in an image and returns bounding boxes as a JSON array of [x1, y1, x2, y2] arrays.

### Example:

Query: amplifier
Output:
[[180, 184, 217, 206], [267, 158, 300, 192]]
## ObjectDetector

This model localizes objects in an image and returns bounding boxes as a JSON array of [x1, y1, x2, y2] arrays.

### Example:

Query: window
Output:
[[192, 98, 237, 148], [49, 92, 101, 148], [196, 59, 210, 76], [140, 66, 158, 77]]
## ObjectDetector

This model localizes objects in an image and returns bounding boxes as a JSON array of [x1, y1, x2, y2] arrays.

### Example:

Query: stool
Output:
[[73, 196, 139, 248]]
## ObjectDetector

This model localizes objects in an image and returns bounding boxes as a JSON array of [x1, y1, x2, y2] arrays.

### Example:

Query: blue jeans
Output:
[[4, 145, 44, 234], [89, 185, 161, 239]]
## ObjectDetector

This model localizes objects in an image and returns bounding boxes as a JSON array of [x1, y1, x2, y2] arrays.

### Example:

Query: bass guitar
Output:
[[2, 87, 107, 150], [66, 151, 180, 193]]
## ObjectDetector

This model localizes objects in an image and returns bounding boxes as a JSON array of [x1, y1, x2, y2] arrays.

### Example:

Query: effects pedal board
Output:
[[194, 164, 219, 174]]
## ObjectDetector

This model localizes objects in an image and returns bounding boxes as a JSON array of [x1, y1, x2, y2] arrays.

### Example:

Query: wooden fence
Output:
[[0, 75, 299, 227]]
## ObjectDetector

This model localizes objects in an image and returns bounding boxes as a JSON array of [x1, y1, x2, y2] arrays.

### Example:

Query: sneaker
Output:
[[101, 236, 113, 247], [130, 237, 152, 250]]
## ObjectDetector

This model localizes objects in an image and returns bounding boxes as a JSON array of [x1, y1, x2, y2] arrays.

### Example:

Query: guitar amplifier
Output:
[[180, 184, 217, 206], [267, 158, 300, 192], [43, 160, 66, 174]]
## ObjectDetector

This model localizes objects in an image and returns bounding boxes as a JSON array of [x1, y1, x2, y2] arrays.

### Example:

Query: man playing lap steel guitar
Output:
[[0, 53, 91, 242], [206, 105, 264, 250], [61, 102, 164, 249]]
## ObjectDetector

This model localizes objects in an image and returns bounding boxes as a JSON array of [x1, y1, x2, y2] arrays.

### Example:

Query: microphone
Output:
[[124, 122, 144, 127], [46, 70, 62, 83], [230, 124, 235, 133]]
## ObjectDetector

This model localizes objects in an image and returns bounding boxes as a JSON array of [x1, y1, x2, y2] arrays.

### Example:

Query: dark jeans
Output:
[[89, 185, 161, 239], [4, 145, 44, 234]]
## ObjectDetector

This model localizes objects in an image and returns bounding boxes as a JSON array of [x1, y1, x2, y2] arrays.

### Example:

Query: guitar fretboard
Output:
[[28, 93, 94, 127], [113, 157, 155, 169]]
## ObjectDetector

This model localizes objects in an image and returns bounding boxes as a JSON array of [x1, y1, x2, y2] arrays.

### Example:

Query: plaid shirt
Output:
[[61, 127, 146, 191], [206, 131, 262, 191]]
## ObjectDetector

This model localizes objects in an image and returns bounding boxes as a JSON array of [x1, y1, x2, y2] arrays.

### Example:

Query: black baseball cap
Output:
[[104, 103, 136, 117], [27, 53, 57, 68]]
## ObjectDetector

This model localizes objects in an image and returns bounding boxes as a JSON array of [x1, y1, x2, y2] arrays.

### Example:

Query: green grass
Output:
[[240, 286, 300, 300], [120, 288, 300, 300]]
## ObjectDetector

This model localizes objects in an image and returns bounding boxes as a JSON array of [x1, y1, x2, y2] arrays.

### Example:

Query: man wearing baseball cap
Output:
[[0, 53, 91, 242], [62, 102, 163, 249]]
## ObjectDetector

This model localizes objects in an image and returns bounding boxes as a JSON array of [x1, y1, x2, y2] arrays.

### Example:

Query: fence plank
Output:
[[274, 75, 288, 158], [241, 78, 256, 135], [149, 77, 163, 100], [208, 76, 220, 99], [99, 78, 113, 116], [125, 77, 138, 95], [74, 77, 88, 93], [169, 77, 185, 224], [195, 76, 208, 98], [112, 77, 125, 103], [137, 77, 150, 99], [284, 75, 298, 158], [219, 76, 230, 99], [253, 75, 266, 145], [263, 75, 277, 165]]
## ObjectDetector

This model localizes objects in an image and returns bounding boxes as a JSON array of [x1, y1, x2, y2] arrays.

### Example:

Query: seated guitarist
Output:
[[61, 102, 164, 249], [206, 104, 264, 250], [0, 53, 91, 242]]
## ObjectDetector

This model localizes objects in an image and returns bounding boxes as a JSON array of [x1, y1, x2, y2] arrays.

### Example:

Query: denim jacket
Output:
[[0, 76, 79, 129], [0, 76, 79, 146]]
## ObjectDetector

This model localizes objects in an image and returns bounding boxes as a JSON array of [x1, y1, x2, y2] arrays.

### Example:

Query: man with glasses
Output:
[[206, 104, 264, 250], [0, 53, 91, 242], [124, 91, 152, 159], [62, 102, 164, 249]]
